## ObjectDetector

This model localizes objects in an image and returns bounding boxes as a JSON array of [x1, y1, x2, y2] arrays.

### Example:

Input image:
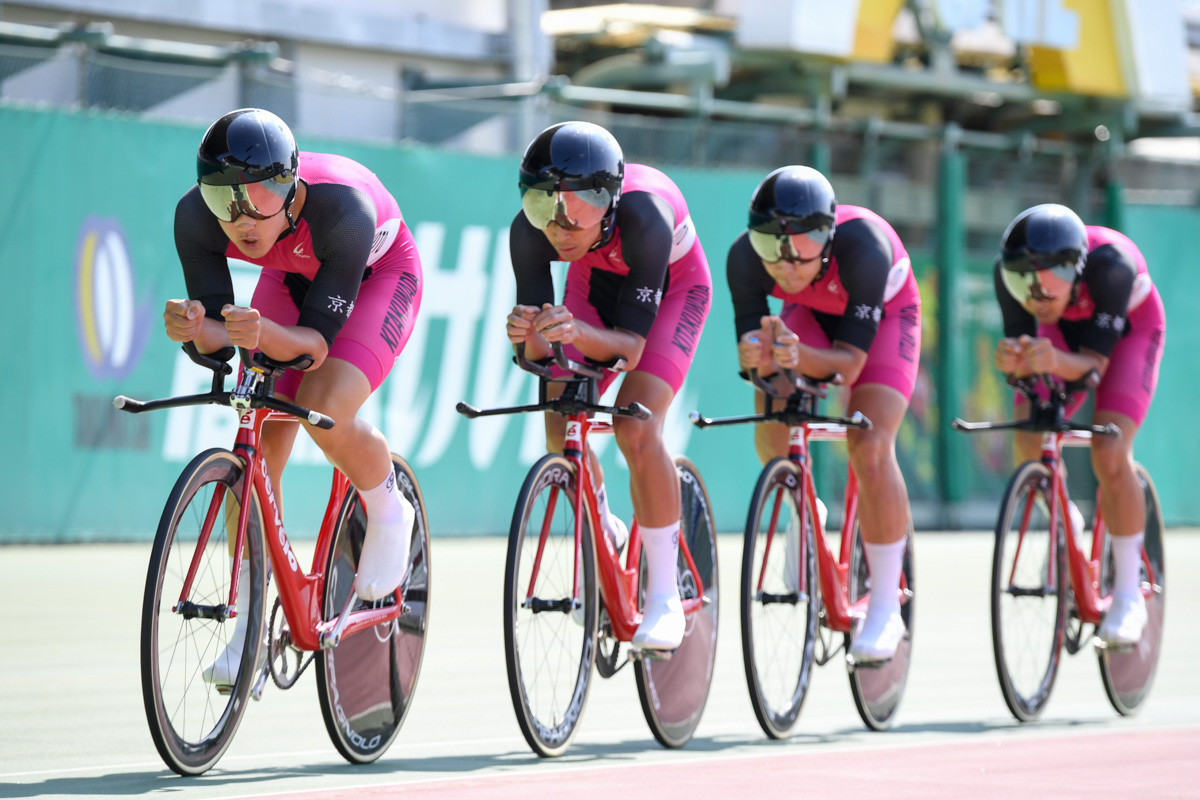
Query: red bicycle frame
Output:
[[1035, 430, 1158, 626], [523, 410, 707, 643], [758, 420, 906, 633], [173, 405, 403, 652]]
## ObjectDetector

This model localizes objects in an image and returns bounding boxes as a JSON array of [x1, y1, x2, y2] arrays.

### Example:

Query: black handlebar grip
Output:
[[626, 402, 652, 420]]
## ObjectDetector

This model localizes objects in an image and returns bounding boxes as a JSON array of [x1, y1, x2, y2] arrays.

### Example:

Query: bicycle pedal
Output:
[[845, 653, 891, 670], [1092, 636, 1135, 654]]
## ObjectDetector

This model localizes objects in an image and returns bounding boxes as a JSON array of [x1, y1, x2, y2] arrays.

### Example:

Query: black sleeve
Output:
[[828, 217, 891, 352], [611, 191, 674, 337], [298, 183, 377, 346], [993, 258, 1037, 338], [174, 187, 236, 320], [726, 231, 776, 340], [1078, 243, 1136, 357], [509, 211, 560, 307]]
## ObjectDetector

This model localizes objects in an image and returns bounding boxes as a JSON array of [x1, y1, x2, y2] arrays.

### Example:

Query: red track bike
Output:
[[692, 369, 915, 735], [115, 343, 431, 775], [457, 344, 719, 757], [953, 373, 1165, 721]]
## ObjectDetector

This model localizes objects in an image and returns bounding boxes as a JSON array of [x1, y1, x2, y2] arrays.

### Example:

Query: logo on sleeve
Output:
[[328, 295, 354, 316], [293, 242, 310, 258], [635, 286, 662, 306]]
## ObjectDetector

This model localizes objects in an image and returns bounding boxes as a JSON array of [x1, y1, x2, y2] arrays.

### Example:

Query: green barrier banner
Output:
[[1, 105, 1190, 541]]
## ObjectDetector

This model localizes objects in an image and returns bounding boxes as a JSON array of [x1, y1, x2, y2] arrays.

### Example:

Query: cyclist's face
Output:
[[762, 254, 822, 294], [216, 181, 304, 259], [1022, 289, 1070, 323], [541, 218, 603, 262]]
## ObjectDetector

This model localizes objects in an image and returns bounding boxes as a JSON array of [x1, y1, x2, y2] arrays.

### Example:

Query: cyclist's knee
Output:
[[847, 430, 894, 483], [1091, 441, 1131, 486], [614, 416, 661, 464]]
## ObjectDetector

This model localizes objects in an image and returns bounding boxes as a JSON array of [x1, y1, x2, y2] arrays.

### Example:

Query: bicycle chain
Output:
[[269, 596, 314, 690]]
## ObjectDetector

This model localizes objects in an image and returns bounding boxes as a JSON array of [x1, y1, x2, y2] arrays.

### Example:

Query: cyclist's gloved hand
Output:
[[221, 305, 263, 350], [164, 298, 207, 343]]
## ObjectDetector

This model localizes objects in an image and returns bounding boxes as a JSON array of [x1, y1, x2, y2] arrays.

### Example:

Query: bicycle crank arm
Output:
[[321, 587, 361, 649]]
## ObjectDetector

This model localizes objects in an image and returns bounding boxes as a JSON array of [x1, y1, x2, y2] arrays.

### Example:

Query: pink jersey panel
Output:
[[1061, 226, 1152, 323], [781, 272, 921, 400], [557, 244, 712, 395]]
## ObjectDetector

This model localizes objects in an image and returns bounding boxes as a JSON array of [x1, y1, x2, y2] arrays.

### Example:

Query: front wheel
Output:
[[634, 456, 719, 749], [1098, 463, 1166, 715], [141, 449, 267, 776], [991, 461, 1068, 722], [316, 454, 431, 764], [504, 454, 598, 758], [846, 509, 915, 731], [740, 458, 819, 739]]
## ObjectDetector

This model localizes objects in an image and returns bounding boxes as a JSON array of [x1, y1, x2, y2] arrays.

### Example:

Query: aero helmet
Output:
[[999, 204, 1088, 302], [196, 108, 299, 228], [748, 166, 838, 274]]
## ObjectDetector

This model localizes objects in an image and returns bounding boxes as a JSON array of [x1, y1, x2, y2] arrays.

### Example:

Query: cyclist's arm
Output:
[[509, 212, 560, 360], [173, 188, 238, 355]]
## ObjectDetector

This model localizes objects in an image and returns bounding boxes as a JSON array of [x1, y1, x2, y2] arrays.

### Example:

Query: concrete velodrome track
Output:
[[2, 531, 1198, 799]]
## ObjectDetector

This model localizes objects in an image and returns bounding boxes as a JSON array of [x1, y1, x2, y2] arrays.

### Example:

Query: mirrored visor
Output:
[[199, 174, 293, 222], [748, 226, 832, 263], [1000, 262, 1076, 302], [521, 187, 612, 231]]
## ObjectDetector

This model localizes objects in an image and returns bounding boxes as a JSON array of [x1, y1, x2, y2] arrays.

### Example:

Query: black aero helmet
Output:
[[748, 166, 838, 269], [196, 108, 299, 225], [518, 121, 625, 246], [999, 204, 1088, 302]]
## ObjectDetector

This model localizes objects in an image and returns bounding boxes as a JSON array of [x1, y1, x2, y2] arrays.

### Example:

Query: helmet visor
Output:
[[198, 174, 293, 222], [749, 227, 832, 264], [1000, 262, 1076, 302], [521, 187, 612, 231]]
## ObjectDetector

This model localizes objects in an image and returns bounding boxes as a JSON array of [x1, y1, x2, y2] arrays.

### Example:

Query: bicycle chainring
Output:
[[269, 596, 313, 690], [596, 607, 624, 678]]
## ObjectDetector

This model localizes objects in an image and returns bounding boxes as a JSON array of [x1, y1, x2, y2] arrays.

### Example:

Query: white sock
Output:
[[863, 539, 906, 621], [640, 522, 680, 599], [1110, 531, 1145, 600], [228, 560, 251, 647], [355, 470, 414, 601]]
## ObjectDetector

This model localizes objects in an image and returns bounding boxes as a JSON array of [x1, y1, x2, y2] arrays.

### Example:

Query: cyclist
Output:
[[505, 121, 712, 651], [727, 166, 921, 664], [993, 203, 1164, 648], [163, 108, 423, 684]]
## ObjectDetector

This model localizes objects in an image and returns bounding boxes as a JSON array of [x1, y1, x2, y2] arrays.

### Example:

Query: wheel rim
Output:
[[993, 467, 1065, 721], [317, 458, 429, 763], [508, 458, 595, 756], [1099, 465, 1165, 715], [742, 463, 816, 737], [847, 523, 913, 730], [636, 459, 718, 748], [143, 453, 263, 774]]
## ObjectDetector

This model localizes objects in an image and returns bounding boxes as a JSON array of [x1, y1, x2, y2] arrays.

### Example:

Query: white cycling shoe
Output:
[[355, 495, 415, 602], [1097, 592, 1147, 648], [203, 564, 266, 689], [632, 593, 685, 651], [606, 514, 629, 556], [848, 607, 905, 665]]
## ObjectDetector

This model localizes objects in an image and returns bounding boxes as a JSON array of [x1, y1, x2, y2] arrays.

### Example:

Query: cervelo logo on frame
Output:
[[75, 216, 152, 381], [789, 428, 802, 445], [566, 421, 582, 444]]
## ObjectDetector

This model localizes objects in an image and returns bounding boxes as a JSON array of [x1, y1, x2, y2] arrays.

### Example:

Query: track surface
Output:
[[2, 532, 1197, 799]]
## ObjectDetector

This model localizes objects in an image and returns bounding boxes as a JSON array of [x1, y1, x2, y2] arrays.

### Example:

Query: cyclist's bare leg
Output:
[[295, 358, 414, 601], [845, 384, 908, 547], [612, 372, 685, 649], [845, 383, 909, 662], [1092, 410, 1147, 644], [1091, 410, 1144, 537]]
